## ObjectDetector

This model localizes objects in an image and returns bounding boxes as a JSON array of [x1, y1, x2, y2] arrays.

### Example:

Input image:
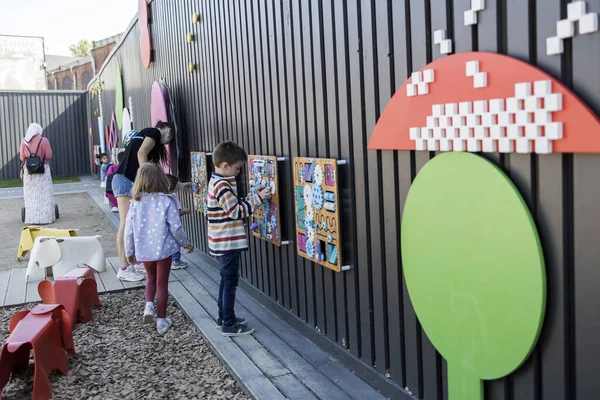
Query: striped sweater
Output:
[[207, 173, 262, 256]]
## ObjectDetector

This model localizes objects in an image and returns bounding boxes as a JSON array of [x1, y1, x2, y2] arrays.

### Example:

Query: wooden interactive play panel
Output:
[[248, 155, 282, 246], [293, 157, 342, 272], [190, 152, 208, 213]]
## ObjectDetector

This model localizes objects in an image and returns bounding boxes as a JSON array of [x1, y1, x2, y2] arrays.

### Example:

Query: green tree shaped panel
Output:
[[401, 152, 546, 400]]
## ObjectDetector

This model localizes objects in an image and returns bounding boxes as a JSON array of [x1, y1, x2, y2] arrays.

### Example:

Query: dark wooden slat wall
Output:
[[91, 0, 600, 398], [0, 91, 89, 179]]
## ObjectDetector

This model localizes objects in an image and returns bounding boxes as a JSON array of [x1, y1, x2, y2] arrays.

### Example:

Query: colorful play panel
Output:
[[248, 155, 282, 246], [293, 157, 342, 272], [190, 152, 208, 213]]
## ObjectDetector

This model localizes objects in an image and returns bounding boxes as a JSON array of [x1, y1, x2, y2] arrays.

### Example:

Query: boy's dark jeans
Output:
[[217, 252, 241, 326]]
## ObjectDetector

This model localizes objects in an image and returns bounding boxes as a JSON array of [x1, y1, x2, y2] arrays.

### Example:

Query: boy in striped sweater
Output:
[[207, 141, 271, 336]]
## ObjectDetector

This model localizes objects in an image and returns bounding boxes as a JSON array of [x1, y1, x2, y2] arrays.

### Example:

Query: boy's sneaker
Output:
[[157, 318, 173, 335], [111, 207, 119, 212], [171, 260, 188, 270], [222, 322, 255, 337], [117, 266, 145, 282], [216, 317, 246, 329], [143, 304, 155, 324], [134, 264, 146, 274]]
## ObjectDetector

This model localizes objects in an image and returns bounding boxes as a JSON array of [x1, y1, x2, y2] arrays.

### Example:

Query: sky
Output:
[[0, 0, 138, 56]]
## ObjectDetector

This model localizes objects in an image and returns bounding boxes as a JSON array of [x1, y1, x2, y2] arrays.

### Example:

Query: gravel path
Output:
[[0, 289, 248, 400]]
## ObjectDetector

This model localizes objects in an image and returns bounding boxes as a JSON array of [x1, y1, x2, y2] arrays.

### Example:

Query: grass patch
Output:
[[0, 175, 80, 188]]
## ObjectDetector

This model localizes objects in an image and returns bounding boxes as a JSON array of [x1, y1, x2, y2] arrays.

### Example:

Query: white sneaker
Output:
[[144, 304, 155, 324], [100, 181, 106, 188], [134, 264, 146, 274], [157, 318, 173, 335], [111, 207, 119, 212], [117, 266, 145, 282]]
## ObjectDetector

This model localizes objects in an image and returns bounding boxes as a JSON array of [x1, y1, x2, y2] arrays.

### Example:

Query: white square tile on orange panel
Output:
[[474, 72, 487, 88], [481, 113, 494, 127], [417, 82, 429, 95], [534, 80, 552, 97], [490, 126, 504, 139], [535, 137, 553, 154], [489, 98, 505, 113], [545, 93, 563, 111], [534, 110, 551, 124], [466, 114, 478, 128], [474, 126, 487, 139], [506, 97, 521, 112], [524, 96, 540, 112], [416, 139, 427, 151], [459, 102, 473, 115], [498, 138, 514, 153], [407, 84, 417, 97], [433, 128, 444, 139], [466, 60, 479, 76], [421, 127, 432, 139], [427, 138, 439, 150], [525, 124, 542, 139], [473, 100, 488, 114], [482, 138, 497, 153], [432, 104, 444, 117], [459, 126, 473, 138], [423, 69, 435, 83], [515, 111, 532, 126], [445, 103, 458, 116], [439, 116, 451, 128], [453, 138, 466, 151], [446, 127, 458, 139], [498, 112, 512, 127], [426, 116, 439, 128], [411, 71, 423, 84], [467, 138, 481, 152], [514, 82, 532, 99], [516, 138, 532, 153], [410, 127, 421, 140], [452, 115, 466, 127], [545, 122, 563, 140], [439, 138, 452, 151], [507, 125, 521, 139]]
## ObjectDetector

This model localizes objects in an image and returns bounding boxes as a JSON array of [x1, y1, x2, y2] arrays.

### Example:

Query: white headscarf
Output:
[[25, 123, 43, 143]]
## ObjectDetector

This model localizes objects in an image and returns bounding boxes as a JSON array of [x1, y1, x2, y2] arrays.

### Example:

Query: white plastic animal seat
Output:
[[26, 236, 106, 282], [25, 237, 62, 282]]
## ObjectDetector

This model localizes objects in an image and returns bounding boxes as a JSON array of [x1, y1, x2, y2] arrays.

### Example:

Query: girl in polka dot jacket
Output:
[[124, 162, 194, 335]]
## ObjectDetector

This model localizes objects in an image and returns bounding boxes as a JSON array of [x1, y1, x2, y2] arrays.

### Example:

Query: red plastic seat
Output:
[[38, 266, 100, 327], [0, 304, 74, 400]]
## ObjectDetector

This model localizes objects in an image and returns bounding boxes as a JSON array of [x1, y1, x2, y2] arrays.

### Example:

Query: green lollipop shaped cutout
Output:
[[401, 152, 546, 400]]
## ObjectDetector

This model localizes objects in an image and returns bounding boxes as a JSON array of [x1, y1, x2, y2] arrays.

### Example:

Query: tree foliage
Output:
[[68, 40, 91, 58]]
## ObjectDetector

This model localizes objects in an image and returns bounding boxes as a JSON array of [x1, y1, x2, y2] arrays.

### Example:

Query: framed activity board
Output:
[[248, 155, 282, 246], [190, 152, 208, 213], [293, 157, 342, 272]]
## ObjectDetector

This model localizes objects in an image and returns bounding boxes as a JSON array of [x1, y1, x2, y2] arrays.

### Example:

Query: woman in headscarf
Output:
[[20, 123, 55, 224]]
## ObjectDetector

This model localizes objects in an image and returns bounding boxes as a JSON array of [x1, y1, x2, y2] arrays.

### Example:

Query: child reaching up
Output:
[[166, 174, 193, 269], [207, 141, 271, 336], [124, 163, 194, 334], [98, 153, 111, 187]]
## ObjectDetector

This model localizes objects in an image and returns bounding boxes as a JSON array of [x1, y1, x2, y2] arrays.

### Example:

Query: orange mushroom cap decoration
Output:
[[368, 52, 600, 154]]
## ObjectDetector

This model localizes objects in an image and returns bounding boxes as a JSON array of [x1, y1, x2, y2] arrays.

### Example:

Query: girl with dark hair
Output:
[[112, 121, 174, 281]]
